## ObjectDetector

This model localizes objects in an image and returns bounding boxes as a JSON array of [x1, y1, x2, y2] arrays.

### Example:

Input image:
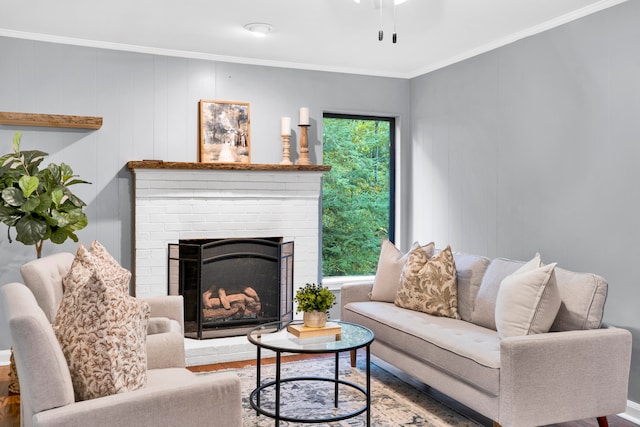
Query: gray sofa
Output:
[[2, 282, 243, 427], [341, 253, 632, 427]]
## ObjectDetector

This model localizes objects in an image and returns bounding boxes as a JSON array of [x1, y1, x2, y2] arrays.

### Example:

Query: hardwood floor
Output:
[[0, 365, 19, 427], [1, 358, 636, 427]]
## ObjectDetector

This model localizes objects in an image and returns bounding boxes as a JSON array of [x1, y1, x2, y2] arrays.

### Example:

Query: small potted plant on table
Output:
[[294, 283, 336, 328]]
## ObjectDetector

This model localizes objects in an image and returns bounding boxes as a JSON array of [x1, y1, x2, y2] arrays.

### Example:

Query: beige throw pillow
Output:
[[470, 253, 542, 330], [495, 261, 561, 338], [54, 244, 149, 401], [395, 245, 459, 319], [370, 238, 435, 302]]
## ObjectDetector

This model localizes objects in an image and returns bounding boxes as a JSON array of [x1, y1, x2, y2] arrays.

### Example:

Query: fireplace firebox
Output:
[[168, 237, 294, 339]]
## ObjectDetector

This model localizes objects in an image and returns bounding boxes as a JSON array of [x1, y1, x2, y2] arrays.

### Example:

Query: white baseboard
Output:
[[0, 349, 10, 366], [621, 400, 640, 425]]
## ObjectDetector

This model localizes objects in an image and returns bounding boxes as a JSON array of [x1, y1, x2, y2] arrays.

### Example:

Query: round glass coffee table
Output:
[[247, 320, 375, 425]]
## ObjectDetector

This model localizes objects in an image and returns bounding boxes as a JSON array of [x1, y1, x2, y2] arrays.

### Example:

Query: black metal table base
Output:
[[249, 347, 371, 426]]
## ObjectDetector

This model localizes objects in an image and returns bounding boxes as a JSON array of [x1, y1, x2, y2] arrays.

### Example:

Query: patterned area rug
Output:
[[208, 356, 482, 427]]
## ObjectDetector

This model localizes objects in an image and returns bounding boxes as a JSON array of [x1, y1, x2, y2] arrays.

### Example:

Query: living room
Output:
[[0, 0, 639, 425]]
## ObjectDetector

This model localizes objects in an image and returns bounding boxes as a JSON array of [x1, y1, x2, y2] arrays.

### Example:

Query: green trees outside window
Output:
[[322, 115, 393, 277]]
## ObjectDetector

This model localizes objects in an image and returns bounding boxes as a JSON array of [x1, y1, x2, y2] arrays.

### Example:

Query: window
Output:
[[322, 113, 395, 277]]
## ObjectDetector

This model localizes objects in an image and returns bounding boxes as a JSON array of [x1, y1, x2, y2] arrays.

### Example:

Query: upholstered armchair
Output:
[[20, 252, 186, 369], [2, 282, 243, 427]]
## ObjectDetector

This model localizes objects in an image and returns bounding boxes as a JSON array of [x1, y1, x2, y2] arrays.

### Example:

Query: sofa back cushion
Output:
[[471, 257, 608, 332], [551, 267, 607, 331], [20, 252, 75, 323], [453, 253, 491, 322], [471, 258, 524, 330]]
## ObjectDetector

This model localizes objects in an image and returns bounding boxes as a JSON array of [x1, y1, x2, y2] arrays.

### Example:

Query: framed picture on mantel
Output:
[[199, 100, 251, 163]]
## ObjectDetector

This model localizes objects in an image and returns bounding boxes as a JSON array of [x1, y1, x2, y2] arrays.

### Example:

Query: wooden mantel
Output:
[[0, 112, 103, 130], [127, 160, 331, 172]]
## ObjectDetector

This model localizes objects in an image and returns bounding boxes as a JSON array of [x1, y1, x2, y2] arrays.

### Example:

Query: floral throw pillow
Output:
[[89, 240, 131, 294], [62, 242, 131, 295], [370, 238, 435, 302], [395, 245, 460, 319], [55, 245, 149, 401]]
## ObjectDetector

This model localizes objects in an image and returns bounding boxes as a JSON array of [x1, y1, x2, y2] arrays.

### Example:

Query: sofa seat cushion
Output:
[[343, 301, 501, 395]]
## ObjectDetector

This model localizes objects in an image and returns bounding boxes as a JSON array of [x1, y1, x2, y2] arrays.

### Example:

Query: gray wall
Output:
[[3, 0, 638, 407], [0, 36, 410, 349], [409, 1, 640, 402]]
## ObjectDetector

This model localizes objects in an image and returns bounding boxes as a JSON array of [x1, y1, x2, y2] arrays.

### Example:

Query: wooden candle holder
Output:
[[297, 124, 311, 165], [280, 134, 293, 165]]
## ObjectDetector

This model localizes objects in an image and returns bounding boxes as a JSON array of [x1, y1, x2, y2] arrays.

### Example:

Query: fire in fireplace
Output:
[[168, 237, 294, 339]]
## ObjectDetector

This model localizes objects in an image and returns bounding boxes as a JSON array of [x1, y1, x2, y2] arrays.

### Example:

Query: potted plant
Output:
[[294, 282, 336, 328], [0, 132, 89, 258]]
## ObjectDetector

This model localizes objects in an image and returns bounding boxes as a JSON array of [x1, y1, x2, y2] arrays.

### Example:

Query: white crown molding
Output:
[[407, 0, 629, 78], [0, 0, 628, 80], [0, 28, 409, 79]]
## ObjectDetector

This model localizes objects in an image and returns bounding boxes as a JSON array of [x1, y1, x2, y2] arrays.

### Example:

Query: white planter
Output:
[[303, 311, 327, 328]]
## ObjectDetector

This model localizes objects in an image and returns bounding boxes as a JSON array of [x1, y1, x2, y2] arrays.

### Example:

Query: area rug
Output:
[[206, 356, 482, 427]]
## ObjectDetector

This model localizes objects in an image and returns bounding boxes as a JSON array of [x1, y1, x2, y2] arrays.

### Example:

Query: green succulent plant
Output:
[[294, 283, 336, 313], [0, 132, 90, 258]]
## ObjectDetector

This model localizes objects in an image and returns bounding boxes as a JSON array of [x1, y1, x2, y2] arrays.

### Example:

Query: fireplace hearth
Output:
[[168, 237, 294, 339]]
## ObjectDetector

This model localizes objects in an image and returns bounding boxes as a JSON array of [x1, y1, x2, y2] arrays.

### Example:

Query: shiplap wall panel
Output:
[[409, 0, 640, 402], [0, 36, 410, 349]]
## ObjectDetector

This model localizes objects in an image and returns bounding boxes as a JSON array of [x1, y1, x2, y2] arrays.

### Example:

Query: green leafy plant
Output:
[[294, 283, 336, 313], [0, 132, 90, 258]]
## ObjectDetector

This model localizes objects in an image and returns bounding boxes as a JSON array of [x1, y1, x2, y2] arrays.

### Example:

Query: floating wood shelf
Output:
[[0, 112, 103, 130], [127, 160, 331, 172]]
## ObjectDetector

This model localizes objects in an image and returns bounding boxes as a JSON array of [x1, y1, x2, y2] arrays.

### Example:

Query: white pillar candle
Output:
[[299, 107, 309, 126], [281, 117, 291, 135]]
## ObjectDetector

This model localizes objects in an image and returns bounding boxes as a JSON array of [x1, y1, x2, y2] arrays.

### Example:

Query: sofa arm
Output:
[[340, 281, 373, 320], [141, 295, 184, 333], [499, 327, 632, 427], [146, 330, 186, 369], [32, 371, 242, 427]]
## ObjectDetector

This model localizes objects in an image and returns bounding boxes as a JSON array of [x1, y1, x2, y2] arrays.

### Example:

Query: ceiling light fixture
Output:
[[353, 0, 409, 43], [243, 23, 273, 37]]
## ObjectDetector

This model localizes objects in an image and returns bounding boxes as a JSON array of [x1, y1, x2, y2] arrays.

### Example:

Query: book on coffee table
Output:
[[287, 322, 342, 339]]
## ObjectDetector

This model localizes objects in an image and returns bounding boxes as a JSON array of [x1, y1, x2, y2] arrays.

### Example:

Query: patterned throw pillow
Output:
[[395, 245, 460, 319], [370, 238, 435, 302], [54, 244, 149, 401], [90, 240, 131, 294], [62, 242, 130, 295]]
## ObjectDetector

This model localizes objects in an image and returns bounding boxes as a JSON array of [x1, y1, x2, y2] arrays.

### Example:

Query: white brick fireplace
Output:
[[127, 161, 330, 299]]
